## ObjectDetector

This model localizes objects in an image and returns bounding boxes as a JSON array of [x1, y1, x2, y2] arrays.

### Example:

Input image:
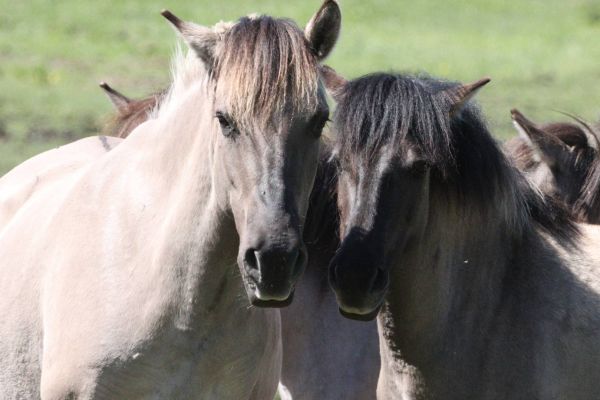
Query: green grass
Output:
[[1, 0, 600, 174]]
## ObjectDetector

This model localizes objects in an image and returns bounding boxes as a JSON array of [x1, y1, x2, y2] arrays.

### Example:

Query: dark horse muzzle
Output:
[[329, 228, 389, 320], [239, 221, 307, 308]]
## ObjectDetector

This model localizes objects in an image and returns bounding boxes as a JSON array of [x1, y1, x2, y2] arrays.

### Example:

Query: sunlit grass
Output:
[[1, 0, 599, 173]]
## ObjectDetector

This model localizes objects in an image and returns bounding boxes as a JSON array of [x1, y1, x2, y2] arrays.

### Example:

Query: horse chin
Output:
[[338, 303, 382, 321], [249, 290, 295, 308]]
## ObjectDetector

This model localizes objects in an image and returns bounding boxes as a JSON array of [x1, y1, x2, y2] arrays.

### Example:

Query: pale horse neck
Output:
[[120, 77, 264, 331], [376, 190, 521, 397]]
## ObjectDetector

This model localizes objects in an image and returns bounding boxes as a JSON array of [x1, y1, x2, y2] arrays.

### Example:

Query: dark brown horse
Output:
[[322, 67, 600, 399], [506, 109, 600, 223], [99, 83, 380, 399]]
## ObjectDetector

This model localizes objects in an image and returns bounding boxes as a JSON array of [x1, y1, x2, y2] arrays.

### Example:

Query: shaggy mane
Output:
[[153, 16, 319, 129], [214, 15, 319, 128], [332, 73, 579, 243]]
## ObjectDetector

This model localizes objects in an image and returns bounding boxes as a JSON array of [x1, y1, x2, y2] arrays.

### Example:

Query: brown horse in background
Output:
[[506, 109, 600, 223], [100, 82, 165, 138]]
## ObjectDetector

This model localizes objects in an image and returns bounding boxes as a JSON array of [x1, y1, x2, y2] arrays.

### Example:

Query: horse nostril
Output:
[[244, 248, 258, 270]]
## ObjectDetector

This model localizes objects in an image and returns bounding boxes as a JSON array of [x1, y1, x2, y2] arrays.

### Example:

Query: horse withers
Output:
[[0, 3, 340, 398]]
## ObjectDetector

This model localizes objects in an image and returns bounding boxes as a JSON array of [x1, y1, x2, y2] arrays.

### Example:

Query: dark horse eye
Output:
[[411, 160, 428, 174], [309, 112, 330, 138], [215, 112, 238, 138]]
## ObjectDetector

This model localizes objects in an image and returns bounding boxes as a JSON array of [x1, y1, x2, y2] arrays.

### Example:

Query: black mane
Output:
[[333, 73, 455, 170], [332, 72, 578, 243]]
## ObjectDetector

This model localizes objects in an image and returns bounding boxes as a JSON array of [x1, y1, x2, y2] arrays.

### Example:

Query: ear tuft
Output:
[[160, 10, 218, 69], [99, 82, 131, 113], [305, 0, 342, 61], [161, 9, 185, 30], [443, 77, 490, 116]]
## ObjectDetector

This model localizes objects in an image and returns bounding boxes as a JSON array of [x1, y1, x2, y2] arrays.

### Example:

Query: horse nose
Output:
[[328, 236, 388, 314], [329, 260, 385, 294], [329, 254, 377, 293], [243, 243, 306, 301]]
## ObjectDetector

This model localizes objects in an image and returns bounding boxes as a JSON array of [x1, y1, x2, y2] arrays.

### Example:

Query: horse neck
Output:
[[378, 175, 528, 392], [123, 82, 244, 321], [139, 80, 216, 179]]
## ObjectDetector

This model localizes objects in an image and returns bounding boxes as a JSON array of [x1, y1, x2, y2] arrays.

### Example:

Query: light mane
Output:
[[151, 45, 210, 120], [214, 16, 319, 128], [152, 20, 234, 119], [153, 16, 319, 129]]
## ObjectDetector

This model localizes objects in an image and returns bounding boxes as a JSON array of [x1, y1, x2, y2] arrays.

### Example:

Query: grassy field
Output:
[[1, 0, 600, 174]]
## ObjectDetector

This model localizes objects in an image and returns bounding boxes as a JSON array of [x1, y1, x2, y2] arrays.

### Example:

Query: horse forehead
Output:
[[353, 144, 396, 177]]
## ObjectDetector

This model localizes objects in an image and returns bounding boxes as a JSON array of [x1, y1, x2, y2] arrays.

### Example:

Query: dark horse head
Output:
[[321, 67, 493, 319], [507, 110, 600, 223]]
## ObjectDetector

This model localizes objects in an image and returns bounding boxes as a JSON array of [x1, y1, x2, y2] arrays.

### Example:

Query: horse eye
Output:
[[215, 112, 238, 138], [310, 113, 330, 138], [410, 160, 428, 174]]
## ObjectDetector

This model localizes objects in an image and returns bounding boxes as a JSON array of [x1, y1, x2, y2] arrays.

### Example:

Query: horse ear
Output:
[[442, 77, 491, 117], [583, 126, 600, 152], [305, 0, 341, 61], [99, 82, 131, 114], [511, 109, 568, 168], [161, 10, 217, 70], [320, 65, 347, 102], [556, 111, 600, 152]]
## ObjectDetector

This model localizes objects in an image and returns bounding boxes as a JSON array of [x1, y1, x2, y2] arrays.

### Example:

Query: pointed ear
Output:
[[320, 65, 347, 102], [99, 82, 131, 114], [511, 109, 568, 168], [582, 125, 600, 152], [441, 77, 491, 117], [305, 0, 341, 61], [161, 10, 218, 70]]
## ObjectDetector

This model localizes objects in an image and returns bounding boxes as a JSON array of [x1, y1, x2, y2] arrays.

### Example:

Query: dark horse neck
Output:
[[378, 201, 517, 393], [376, 110, 580, 398]]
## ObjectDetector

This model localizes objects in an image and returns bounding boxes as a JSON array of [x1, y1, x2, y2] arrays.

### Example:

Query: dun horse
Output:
[[0, 4, 340, 398], [99, 83, 381, 399], [322, 67, 600, 399], [506, 110, 600, 223]]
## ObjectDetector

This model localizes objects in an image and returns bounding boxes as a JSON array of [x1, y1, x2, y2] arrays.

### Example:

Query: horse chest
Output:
[[53, 306, 279, 400]]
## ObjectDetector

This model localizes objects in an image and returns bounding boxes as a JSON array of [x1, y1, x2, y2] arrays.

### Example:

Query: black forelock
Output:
[[333, 73, 455, 170]]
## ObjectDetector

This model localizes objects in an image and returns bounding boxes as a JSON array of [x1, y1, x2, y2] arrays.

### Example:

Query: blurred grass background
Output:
[[1, 0, 600, 174]]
